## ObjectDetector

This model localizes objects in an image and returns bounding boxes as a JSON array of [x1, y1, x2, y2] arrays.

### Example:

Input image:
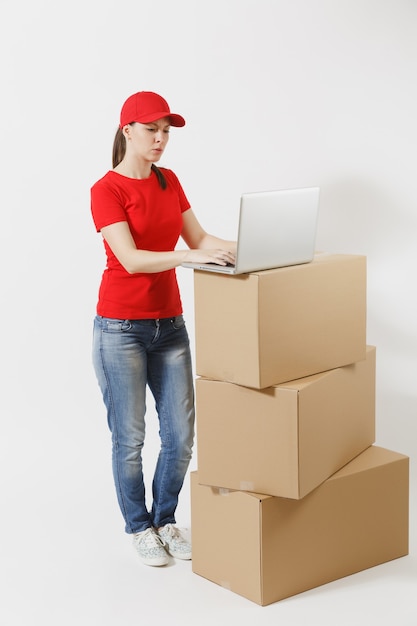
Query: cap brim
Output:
[[167, 113, 186, 127], [138, 111, 186, 127]]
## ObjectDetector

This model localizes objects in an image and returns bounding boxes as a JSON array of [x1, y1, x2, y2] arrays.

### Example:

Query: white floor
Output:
[[1, 392, 415, 626]]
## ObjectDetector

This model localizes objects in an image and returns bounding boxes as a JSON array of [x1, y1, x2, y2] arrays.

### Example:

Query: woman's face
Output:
[[124, 117, 171, 164]]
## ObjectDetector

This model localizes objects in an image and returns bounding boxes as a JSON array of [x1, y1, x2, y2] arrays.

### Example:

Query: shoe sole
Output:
[[166, 549, 192, 560], [140, 555, 170, 566]]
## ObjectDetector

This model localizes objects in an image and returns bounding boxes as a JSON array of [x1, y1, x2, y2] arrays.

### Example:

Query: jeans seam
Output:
[[98, 328, 133, 533]]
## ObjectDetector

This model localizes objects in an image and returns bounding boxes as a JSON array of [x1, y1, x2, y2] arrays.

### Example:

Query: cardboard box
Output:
[[196, 346, 376, 499], [191, 446, 409, 606], [193, 253, 367, 388]]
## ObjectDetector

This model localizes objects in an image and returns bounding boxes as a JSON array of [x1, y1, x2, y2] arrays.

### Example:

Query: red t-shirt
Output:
[[91, 168, 190, 319]]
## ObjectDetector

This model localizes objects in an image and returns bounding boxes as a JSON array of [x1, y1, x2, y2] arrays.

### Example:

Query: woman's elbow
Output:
[[120, 257, 139, 274]]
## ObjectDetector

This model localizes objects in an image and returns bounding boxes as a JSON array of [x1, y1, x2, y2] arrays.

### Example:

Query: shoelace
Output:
[[161, 524, 181, 539], [139, 529, 166, 547]]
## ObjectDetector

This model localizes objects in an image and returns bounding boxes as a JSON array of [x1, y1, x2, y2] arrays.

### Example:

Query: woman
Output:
[[91, 91, 236, 567]]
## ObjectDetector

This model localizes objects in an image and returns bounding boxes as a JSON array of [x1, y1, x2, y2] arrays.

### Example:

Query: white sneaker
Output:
[[157, 524, 192, 560], [132, 528, 169, 566]]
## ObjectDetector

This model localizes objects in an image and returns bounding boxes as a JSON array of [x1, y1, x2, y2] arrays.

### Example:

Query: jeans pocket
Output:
[[171, 315, 185, 330], [103, 318, 133, 333]]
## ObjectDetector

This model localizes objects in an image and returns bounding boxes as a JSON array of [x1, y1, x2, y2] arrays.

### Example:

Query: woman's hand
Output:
[[183, 248, 236, 266]]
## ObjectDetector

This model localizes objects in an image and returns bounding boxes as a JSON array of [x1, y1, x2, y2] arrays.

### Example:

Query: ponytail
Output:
[[112, 127, 126, 169], [151, 164, 167, 190]]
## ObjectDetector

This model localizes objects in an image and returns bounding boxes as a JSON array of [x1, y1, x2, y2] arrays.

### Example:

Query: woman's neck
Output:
[[113, 158, 153, 180]]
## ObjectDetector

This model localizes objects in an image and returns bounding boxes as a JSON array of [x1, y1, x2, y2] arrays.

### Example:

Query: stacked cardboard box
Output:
[[190, 253, 409, 606]]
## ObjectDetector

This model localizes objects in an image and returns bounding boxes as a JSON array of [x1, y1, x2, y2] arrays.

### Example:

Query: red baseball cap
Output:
[[119, 91, 186, 128]]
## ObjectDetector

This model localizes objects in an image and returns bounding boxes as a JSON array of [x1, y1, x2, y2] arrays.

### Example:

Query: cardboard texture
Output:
[[193, 253, 367, 389], [196, 346, 376, 499], [191, 446, 409, 606]]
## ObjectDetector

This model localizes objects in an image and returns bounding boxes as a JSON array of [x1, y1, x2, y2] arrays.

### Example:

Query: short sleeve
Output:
[[91, 178, 127, 232]]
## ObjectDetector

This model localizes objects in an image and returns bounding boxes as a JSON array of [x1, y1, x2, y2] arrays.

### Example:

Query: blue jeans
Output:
[[92, 315, 195, 534]]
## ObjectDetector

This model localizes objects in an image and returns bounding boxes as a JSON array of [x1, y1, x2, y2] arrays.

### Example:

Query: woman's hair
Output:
[[112, 126, 167, 190]]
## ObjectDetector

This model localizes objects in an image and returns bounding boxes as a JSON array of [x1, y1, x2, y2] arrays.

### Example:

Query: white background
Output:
[[0, 1, 415, 624]]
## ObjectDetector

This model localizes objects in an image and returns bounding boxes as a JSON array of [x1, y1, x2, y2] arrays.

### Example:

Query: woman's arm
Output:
[[181, 208, 237, 253], [100, 209, 236, 274]]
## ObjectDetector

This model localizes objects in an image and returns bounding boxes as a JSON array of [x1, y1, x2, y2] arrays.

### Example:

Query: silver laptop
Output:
[[182, 186, 320, 274]]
